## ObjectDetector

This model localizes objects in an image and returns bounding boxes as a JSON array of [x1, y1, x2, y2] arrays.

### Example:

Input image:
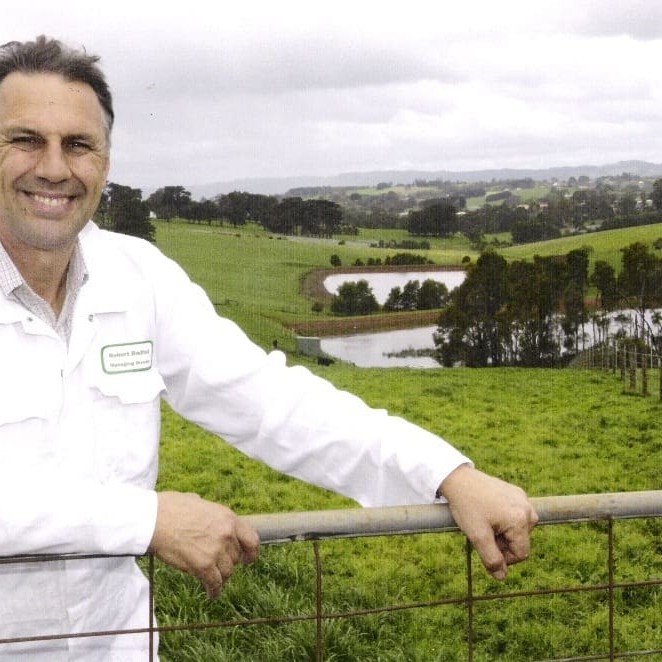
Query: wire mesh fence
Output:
[[1, 491, 661, 660]]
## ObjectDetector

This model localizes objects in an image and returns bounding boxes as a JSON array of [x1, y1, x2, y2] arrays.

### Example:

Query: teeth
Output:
[[31, 194, 70, 207]]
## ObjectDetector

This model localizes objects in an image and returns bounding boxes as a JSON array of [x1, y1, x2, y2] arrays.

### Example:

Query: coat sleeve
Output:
[[0, 476, 157, 556], [152, 253, 472, 507]]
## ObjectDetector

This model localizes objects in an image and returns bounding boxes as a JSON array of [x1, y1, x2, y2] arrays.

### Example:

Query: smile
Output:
[[29, 193, 74, 207]]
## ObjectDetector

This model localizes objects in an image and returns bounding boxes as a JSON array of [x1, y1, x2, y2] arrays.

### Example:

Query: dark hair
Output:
[[0, 35, 114, 132]]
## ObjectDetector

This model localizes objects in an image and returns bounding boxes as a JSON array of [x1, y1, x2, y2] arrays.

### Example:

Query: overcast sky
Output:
[[4, 0, 662, 192]]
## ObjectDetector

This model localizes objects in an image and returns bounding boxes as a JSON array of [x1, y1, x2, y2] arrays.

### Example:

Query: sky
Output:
[[4, 0, 662, 193]]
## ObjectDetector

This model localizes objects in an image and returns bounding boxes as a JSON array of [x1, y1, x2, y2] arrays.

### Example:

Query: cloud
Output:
[[3, 0, 662, 190]]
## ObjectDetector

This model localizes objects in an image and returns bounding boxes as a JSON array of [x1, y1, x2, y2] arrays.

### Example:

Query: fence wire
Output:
[[1, 491, 661, 661]]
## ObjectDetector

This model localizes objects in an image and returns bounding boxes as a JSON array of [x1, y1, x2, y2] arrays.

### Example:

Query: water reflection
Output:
[[324, 271, 465, 304], [319, 309, 662, 368], [320, 326, 439, 368]]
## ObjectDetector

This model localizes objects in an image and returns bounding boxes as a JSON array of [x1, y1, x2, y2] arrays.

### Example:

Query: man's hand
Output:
[[149, 491, 260, 599], [439, 464, 538, 580]]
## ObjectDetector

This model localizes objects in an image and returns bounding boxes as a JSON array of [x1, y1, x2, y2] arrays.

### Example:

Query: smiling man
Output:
[[0, 71, 109, 314], [0, 36, 537, 660]]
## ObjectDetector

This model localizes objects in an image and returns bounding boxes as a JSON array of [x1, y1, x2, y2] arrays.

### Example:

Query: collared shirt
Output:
[[0, 239, 88, 343]]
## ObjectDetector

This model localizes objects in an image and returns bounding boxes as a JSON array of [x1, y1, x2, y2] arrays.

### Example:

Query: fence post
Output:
[[628, 344, 637, 392]]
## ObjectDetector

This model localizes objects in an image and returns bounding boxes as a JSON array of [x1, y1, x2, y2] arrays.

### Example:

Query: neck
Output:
[[2, 240, 72, 316]]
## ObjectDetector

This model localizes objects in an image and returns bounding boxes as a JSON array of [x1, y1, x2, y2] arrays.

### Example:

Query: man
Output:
[[0, 36, 537, 660]]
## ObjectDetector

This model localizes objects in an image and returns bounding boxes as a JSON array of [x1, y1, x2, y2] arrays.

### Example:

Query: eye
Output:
[[64, 139, 92, 155], [11, 135, 43, 151]]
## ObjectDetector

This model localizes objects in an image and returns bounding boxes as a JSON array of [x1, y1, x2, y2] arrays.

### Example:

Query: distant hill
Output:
[[186, 161, 662, 199]]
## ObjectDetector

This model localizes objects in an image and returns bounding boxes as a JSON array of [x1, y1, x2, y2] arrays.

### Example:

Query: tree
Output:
[[417, 279, 449, 310], [219, 191, 251, 227], [268, 197, 303, 235], [591, 260, 618, 310], [146, 186, 191, 220], [383, 286, 404, 312], [301, 199, 343, 237], [330, 280, 380, 316], [618, 242, 662, 338], [435, 252, 510, 367], [408, 200, 458, 237], [182, 198, 223, 225], [105, 182, 155, 242], [652, 179, 662, 211], [511, 216, 561, 244], [565, 248, 590, 350]]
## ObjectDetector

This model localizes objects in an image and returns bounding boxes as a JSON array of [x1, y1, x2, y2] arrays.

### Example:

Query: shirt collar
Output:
[[0, 240, 23, 297], [0, 238, 89, 299]]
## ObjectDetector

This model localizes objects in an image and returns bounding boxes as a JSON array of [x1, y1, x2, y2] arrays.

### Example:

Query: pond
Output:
[[319, 270, 465, 368], [323, 270, 466, 305], [318, 308, 662, 369], [320, 326, 440, 368]]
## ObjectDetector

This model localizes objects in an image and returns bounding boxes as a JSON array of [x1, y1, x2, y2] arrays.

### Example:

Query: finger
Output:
[[498, 527, 531, 565], [236, 519, 261, 565], [204, 566, 224, 600], [498, 504, 538, 565], [216, 554, 237, 582], [470, 529, 508, 581]]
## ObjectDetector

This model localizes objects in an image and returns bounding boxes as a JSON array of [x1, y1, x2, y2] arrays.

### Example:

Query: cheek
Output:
[[77, 159, 109, 193], [0, 153, 33, 185]]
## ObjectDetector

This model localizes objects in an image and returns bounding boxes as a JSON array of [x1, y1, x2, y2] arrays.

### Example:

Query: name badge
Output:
[[101, 341, 153, 374]]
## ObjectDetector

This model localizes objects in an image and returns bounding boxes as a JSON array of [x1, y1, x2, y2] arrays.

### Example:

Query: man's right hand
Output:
[[149, 491, 260, 599]]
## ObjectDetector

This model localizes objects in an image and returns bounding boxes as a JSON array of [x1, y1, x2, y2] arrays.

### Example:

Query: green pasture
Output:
[[466, 184, 554, 209], [154, 220, 471, 347], [156, 368, 662, 661], [499, 222, 662, 270], [151, 220, 661, 660]]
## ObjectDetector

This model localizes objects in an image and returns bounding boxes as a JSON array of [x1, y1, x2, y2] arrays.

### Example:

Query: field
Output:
[[151, 220, 662, 660], [500, 223, 662, 270]]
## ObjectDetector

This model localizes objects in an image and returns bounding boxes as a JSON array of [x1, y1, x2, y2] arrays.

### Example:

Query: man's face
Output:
[[0, 72, 110, 255]]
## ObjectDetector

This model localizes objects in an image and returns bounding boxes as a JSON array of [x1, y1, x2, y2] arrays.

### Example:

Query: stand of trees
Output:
[[95, 182, 155, 242], [329, 277, 448, 316], [145, 188, 344, 237], [408, 199, 459, 236], [434, 244, 662, 367], [383, 280, 448, 312]]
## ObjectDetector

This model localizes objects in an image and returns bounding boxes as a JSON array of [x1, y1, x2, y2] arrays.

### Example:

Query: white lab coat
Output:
[[0, 222, 470, 660]]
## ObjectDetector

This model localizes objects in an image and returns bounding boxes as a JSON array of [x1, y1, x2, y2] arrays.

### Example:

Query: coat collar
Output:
[[0, 222, 140, 324]]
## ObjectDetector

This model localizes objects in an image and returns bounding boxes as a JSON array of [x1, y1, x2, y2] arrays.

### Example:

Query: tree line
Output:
[[97, 179, 662, 252], [434, 243, 662, 367], [330, 278, 449, 316], [146, 187, 344, 237]]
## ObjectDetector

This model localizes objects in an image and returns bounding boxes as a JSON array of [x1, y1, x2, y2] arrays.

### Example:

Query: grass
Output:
[[147, 219, 662, 659], [499, 222, 662, 270], [155, 367, 662, 660]]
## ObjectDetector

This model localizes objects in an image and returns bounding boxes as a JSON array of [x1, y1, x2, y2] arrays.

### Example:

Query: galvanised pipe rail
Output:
[[242, 490, 662, 544]]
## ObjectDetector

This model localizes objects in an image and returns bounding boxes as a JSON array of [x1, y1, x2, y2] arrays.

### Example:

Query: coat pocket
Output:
[[88, 370, 166, 486]]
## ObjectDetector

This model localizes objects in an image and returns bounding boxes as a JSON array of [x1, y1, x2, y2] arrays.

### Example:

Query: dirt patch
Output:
[[288, 310, 442, 337]]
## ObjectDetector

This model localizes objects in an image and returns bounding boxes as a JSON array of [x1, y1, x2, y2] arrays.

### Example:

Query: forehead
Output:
[[0, 71, 107, 137]]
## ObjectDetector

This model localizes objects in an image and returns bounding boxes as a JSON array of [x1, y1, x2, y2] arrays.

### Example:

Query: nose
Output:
[[33, 142, 72, 183]]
